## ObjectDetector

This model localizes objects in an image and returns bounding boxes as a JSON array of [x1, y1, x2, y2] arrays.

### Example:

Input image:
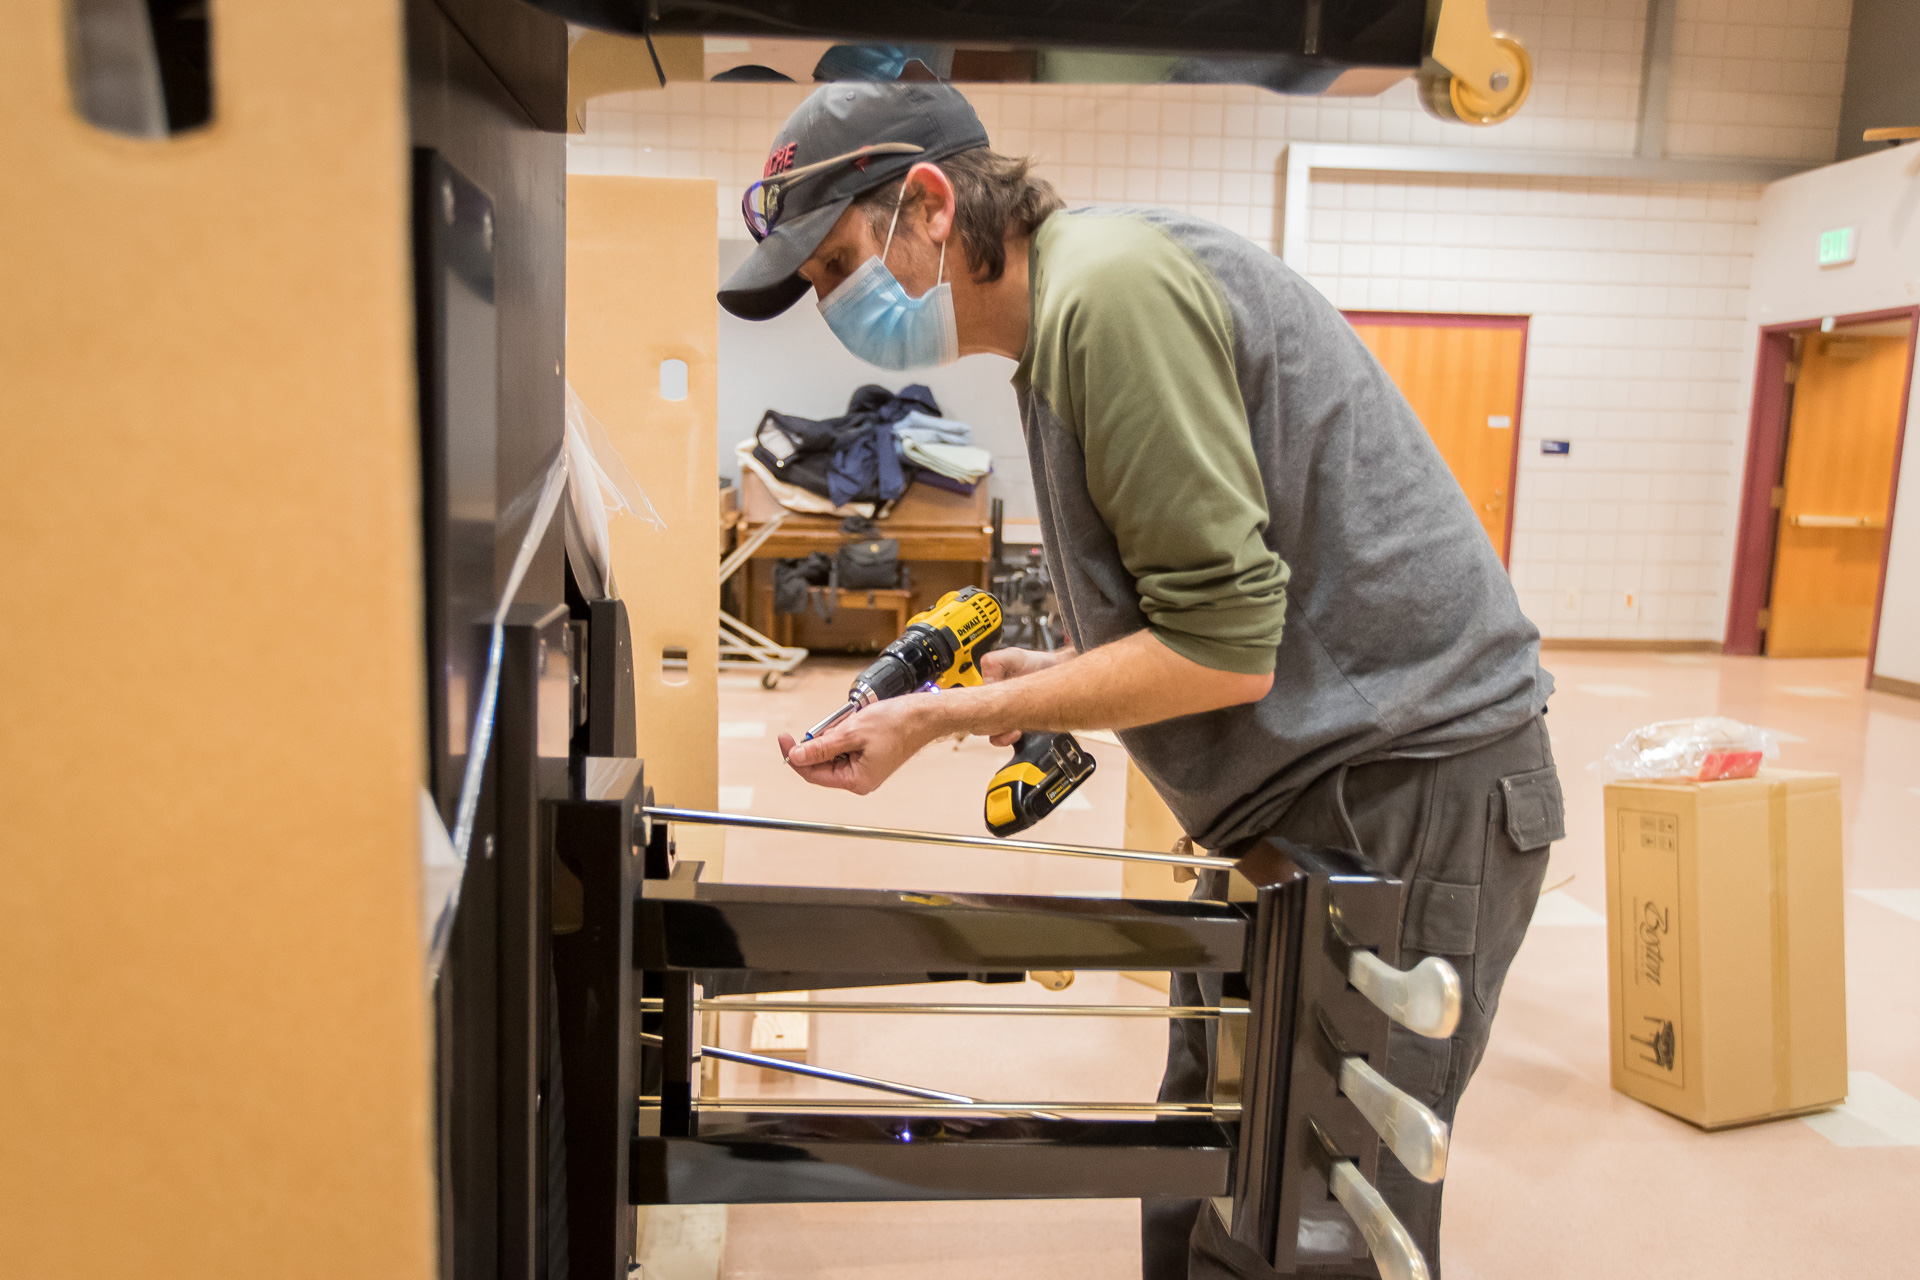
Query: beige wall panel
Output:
[[1123, 758, 1194, 994], [0, 5, 434, 1278], [567, 176, 722, 866], [568, 32, 704, 132]]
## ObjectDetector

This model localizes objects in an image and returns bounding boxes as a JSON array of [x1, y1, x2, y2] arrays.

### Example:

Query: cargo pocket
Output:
[[1502, 766, 1565, 850], [1474, 765, 1565, 1013]]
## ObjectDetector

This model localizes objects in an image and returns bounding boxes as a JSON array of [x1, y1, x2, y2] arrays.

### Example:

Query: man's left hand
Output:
[[778, 696, 935, 795]]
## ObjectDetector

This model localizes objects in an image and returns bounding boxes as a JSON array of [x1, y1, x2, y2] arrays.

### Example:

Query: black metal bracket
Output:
[[1231, 837, 1406, 1272], [552, 800, 1423, 1278]]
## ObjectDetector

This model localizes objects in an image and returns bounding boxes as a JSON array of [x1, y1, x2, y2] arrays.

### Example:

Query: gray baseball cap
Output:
[[718, 83, 990, 321]]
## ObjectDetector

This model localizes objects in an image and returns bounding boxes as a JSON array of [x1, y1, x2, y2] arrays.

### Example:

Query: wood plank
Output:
[[0, 5, 435, 1274], [567, 176, 724, 860]]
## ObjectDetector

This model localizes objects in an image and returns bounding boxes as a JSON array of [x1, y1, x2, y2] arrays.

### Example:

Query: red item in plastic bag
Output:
[[1695, 749, 1763, 781]]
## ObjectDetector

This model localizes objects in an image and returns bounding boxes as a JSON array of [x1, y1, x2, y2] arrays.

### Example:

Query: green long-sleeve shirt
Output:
[[1015, 212, 1290, 675]]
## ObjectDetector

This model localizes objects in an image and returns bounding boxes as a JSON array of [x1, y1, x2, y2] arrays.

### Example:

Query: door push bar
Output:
[[551, 781, 1460, 1280]]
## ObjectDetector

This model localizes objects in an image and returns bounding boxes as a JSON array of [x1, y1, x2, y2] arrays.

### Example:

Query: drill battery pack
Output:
[[983, 731, 1097, 838]]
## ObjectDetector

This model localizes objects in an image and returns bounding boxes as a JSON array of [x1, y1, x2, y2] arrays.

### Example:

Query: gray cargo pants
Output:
[[1141, 715, 1564, 1280]]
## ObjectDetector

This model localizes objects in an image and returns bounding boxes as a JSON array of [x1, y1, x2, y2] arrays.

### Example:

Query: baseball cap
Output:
[[718, 83, 990, 321]]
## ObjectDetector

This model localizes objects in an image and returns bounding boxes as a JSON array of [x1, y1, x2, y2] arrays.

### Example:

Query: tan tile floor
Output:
[[697, 650, 1920, 1279]]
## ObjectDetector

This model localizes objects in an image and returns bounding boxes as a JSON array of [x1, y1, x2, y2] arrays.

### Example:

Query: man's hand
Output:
[[777, 631, 1270, 797], [778, 696, 936, 795]]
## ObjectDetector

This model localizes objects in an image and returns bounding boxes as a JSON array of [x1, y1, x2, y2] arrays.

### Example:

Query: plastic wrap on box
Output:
[[1595, 717, 1778, 782]]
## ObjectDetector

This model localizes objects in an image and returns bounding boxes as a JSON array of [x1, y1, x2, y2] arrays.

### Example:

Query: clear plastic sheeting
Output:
[[562, 380, 664, 600], [1594, 716, 1780, 783], [425, 394, 661, 979], [421, 788, 463, 977]]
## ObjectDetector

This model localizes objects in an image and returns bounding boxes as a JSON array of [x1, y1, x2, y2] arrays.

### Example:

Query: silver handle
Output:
[[1329, 1157, 1432, 1280], [1349, 951, 1462, 1040], [645, 806, 1220, 869], [1339, 1056, 1449, 1183], [1788, 513, 1883, 529]]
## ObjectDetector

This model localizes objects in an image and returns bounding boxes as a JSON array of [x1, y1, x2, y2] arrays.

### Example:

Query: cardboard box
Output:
[[1604, 770, 1848, 1129]]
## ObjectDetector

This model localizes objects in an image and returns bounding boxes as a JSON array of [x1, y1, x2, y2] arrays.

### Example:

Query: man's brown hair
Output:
[[854, 147, 1064, 284]]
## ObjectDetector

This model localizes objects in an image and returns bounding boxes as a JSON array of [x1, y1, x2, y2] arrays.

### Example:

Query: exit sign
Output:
[[1818, 227, 1856, 267]]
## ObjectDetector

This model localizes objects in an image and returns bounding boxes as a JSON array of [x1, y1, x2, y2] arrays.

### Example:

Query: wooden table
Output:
[[737, 472, 993, 650]]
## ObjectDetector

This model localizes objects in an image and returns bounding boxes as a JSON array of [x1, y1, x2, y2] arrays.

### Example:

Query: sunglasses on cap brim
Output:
[[741, 142, 926, 242]]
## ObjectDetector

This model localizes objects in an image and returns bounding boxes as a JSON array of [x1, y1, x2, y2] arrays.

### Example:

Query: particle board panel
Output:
[[566, 175, 724, 869], [0, 5, 435, 1278]]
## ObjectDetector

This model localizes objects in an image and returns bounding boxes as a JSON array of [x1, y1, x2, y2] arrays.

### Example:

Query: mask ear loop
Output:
[[880, 179, 946, 289], [881, 183, 905, 264]]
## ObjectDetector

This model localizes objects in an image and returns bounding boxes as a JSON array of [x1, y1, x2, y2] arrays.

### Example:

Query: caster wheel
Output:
[[1419, 32, 1532, 126], [762, 672, 781, 690]]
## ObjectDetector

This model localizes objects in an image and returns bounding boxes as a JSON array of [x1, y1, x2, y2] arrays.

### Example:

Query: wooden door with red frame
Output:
[[1764, 323, 1912, 657], [1345, 312, 1528, 562]]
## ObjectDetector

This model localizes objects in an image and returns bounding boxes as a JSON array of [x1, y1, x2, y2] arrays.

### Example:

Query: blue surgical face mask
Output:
[[816, 190, 959, 371]]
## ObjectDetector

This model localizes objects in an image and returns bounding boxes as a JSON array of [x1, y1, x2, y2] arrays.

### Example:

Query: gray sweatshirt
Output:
[[1013, 207, 1553, 849]]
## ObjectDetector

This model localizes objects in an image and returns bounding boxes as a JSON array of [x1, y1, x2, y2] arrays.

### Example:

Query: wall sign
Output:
[[1542, 440, 1570, 455], [1817, 227, 1856, 268]]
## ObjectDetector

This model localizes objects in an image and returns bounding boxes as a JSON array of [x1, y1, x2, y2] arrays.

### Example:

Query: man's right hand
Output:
[[978, 646, 1074, 744]]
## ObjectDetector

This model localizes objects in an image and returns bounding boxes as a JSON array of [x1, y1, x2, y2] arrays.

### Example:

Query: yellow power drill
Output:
[[801, 586, 1095, 837], [802, 586, 1005, 739]]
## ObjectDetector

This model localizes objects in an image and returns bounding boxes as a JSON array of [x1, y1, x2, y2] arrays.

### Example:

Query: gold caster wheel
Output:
[[1419, 32, 1532, 126]]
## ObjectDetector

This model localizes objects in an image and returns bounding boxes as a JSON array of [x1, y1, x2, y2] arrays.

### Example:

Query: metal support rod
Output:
[[637, 1030, 971, 1104], [643, 999, 1247, 1018], [718, 511, 787, 584], [683, 1099, 1242, 1117], [644, 806, 1221, 869]]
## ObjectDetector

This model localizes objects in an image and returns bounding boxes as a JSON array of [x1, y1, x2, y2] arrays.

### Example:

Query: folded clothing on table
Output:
[[890, 408, 992, 493], [751, 384, 940, 506]]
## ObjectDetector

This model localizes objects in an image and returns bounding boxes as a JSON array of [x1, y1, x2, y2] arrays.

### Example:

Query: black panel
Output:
[[639, 883, 1250, 974], [538, 0, 1428, 69], [1229, 838, 1405, 1272], [431, 0, 570, 132], [552, 780, 647, 1280], [410, 2, 569, 1277], [409, 0, 568, 618], [585, 599, 636, 759], [634, 1114, 1235, 1205], [415, 151, 500, 828]]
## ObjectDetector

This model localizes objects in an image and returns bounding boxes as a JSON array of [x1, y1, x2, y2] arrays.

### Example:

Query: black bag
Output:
[[772, 552, 832, 614], [752, 410, 841, 500], [833, 538, 900, 591]]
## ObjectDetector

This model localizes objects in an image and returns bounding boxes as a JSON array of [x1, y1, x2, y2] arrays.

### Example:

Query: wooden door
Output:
[[1347, 316, 1526, 559], [1765, 331, 1911, 657]]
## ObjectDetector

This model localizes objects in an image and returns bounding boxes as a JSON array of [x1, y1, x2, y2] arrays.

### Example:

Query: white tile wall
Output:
[[567, 0, 1852, 641], [1304, 172, 1762, 640], [1665, 0, 1853, 162]]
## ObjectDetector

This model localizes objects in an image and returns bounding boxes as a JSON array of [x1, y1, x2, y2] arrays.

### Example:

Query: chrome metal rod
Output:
[[644, 806, 1220, 869], [685, 1099, 1241, 1117], [718, 511, 787, 584], [638, 1030, 971, 1104], [650, 999, 1246, 1018]]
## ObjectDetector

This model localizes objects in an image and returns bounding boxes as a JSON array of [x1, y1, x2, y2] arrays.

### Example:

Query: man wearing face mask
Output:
[[721, 83, 1559, 1280]]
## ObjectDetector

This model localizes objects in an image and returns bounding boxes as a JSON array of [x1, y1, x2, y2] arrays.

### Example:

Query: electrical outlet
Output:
[[1622, 591, 1641, 618], [1563, 589, 1579, 613]]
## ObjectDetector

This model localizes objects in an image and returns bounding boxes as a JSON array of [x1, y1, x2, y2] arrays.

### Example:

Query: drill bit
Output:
[[803, 699, 860, 741]]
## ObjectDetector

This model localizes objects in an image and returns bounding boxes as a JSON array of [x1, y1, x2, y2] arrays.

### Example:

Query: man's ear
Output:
[[904, 162, 957, 243]]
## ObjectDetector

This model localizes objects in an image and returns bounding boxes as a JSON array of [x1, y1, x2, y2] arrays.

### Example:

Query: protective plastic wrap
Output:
[[1595, 717, 1778, 782]]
